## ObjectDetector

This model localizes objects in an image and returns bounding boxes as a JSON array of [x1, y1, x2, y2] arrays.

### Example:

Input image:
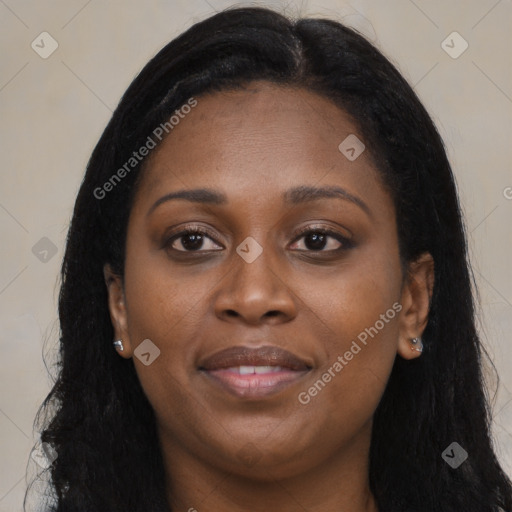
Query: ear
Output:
[[104, 264, 133, 358], [397, 252, 434, 360]]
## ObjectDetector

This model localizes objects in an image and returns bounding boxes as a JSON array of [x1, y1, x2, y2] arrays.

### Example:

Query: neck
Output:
[[160, 421, 378, 512]]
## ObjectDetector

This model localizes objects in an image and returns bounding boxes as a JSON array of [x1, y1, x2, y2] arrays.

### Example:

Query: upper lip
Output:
[[199, 345, 312, 371]]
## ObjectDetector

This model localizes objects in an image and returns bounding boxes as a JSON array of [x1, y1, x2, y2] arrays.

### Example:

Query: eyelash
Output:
[[292, 225, 354, 252], [164, 224, 353, 254]]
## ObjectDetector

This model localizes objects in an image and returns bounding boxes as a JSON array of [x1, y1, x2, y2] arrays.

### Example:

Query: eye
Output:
[[289, 227, 353, 252], [164, 224, 353, 254], [165, 226, 223, 252]]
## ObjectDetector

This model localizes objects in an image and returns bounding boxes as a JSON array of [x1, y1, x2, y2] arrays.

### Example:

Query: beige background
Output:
[[1, 0, 511, 510]]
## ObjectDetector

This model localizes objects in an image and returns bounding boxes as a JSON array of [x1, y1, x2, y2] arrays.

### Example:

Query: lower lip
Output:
[[201, 368, 310, 399]]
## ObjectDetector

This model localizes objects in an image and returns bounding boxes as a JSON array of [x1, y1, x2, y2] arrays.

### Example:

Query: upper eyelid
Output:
[[289, 229, 350, 250], [167, 226, 223, 250], [291, 224, 351, 241]]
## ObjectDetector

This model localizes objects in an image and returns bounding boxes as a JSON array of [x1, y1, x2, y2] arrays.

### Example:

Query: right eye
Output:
[[164, 226, 224, 253]]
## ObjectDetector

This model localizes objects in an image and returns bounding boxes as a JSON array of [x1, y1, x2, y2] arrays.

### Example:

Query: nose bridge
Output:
[[234, 237, 277, 287], [213, 234, 297, 324]]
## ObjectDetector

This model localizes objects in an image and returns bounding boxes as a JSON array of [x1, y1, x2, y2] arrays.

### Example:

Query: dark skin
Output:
[[105, 82, 434, 512]]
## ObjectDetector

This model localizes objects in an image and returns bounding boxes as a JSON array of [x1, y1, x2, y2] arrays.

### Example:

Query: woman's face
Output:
[[106, 81, 432, 480]]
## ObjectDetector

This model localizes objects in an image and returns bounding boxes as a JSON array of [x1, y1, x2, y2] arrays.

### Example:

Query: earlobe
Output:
[[397, 253, 434, 360], [104, 264, 133, 357]]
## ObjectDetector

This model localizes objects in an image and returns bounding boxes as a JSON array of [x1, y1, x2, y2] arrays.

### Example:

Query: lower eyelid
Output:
[[290, 235, 349, 251]]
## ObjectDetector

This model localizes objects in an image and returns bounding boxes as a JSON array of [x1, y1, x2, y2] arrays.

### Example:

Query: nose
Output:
[[213, 245, 297, 326]]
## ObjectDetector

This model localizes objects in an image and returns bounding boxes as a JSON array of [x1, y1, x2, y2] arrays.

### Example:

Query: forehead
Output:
[[134, 82, 386, 210]]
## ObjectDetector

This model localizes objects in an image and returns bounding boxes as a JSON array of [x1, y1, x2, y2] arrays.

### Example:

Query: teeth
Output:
[[234, 365, 283, 374], [254, 365, 282, 374]]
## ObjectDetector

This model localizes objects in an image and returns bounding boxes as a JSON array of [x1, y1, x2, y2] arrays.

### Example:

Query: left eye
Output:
[[168, 229, 223, 252], [289, 230, 348, 252]]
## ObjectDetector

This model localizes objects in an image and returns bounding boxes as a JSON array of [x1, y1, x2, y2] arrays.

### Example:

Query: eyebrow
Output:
[[147, 185, 371, 217], [147, 188, 227, 216], [284, 185, 371, 217]]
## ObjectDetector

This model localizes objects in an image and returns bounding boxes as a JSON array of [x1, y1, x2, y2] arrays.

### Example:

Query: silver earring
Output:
[[411, 337, 423, 353], [113, 339, 124, 352]]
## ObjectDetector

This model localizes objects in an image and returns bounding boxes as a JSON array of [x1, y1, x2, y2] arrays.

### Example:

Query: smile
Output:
[[198, 345, 313, 399], [201, 366, 310, 399]]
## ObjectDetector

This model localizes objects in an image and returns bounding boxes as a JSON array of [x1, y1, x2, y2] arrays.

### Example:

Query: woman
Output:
[[29, 6, 512, 512]]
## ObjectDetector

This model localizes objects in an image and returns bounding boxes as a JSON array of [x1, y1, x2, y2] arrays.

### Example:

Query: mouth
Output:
[[198, 345, 313, 399]]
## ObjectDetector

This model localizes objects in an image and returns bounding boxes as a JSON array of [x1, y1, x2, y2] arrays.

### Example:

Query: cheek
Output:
[[123, 245, 213, 342], [293, 248, 402, 414], [121, 252, 206, 398], [294, 246, 402, 344], [122, 279, 203, 442]]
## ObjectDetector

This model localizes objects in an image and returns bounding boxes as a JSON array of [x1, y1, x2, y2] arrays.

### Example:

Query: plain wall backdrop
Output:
[[1, 0, 511, 510]]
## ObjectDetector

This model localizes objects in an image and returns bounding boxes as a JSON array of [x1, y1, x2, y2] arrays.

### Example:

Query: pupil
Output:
[[305, 232, 326, 250], [182, 233, 203, 250]]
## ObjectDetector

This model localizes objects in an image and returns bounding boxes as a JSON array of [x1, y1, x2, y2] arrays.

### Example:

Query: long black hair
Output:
[[27, 6, 512, 512]]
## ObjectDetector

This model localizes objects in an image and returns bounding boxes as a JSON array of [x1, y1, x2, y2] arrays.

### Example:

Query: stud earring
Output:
[[113, 339, 124, 352], [411, 337, 423, 353]]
